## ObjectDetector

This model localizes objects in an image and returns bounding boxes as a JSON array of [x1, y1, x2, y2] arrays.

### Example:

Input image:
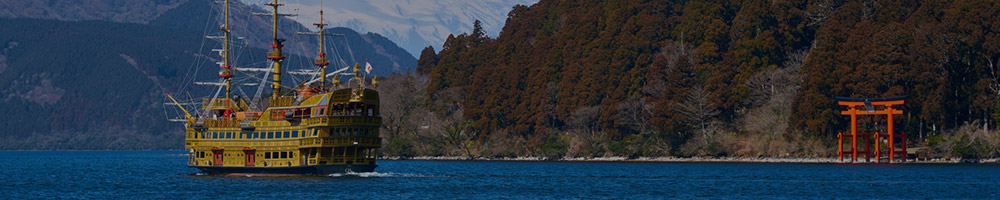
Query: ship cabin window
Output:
[[266, 132, 272, 139], [283, 131, 290, 138], [281, 152, 287, 158], [253, 132, 259, 139], [312, 129, 318, 136], [292, 131, 299, 138], [264, 152, 271, 159]]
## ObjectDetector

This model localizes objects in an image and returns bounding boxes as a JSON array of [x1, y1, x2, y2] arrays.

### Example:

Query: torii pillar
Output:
[[836, 96, 907, 163]]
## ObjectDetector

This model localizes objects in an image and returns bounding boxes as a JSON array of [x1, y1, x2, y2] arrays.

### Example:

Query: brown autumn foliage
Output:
[[379, 0, 1000, 159]]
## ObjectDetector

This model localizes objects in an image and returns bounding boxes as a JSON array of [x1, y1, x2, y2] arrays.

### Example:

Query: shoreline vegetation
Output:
[[3, 151, 996, 164], [380, 156, 1000, 164]]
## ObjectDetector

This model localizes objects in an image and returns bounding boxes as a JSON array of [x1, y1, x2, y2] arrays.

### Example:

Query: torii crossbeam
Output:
[[835, 96, 908, 163]]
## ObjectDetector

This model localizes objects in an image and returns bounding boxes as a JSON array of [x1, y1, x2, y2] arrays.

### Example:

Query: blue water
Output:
[[1, 151, 998, 199]]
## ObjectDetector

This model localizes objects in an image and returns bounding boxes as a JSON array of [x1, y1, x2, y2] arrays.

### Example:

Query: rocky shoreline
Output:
[[379, 156, 1000, 164]]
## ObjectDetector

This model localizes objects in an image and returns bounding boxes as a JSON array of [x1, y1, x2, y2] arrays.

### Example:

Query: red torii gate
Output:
[[836, 96, 908, 163]]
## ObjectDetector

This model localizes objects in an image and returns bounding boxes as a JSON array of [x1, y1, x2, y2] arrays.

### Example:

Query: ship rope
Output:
[[168, 0, 372, 118], [203, 80, 226, 117], [163, 2, 220, 122], [249, 63, 272, 110]]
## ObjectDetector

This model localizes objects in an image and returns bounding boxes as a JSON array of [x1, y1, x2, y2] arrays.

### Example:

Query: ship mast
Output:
[[219, 0, 234, 100], [296, 1, 345, 90], [258, 0, 294, 101]]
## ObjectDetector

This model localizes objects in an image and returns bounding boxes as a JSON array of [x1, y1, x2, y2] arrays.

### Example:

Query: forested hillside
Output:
[[386, 0, 1000, 158]]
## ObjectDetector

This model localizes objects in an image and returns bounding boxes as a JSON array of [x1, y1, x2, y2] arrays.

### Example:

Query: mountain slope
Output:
[[0, 18, 209, 149], [279, 0, 538, 56], [2, 0, 418, 75], [149, 0, 418, 75], [0, 0, 188, 24], [0, 0, 416, 150]]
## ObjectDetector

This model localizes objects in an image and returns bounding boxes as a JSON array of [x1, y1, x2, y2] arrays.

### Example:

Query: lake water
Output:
[[1, 151, 998, 199]]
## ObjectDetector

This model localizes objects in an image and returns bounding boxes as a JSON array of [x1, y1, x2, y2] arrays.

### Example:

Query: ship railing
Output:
[[193, 140, 299, 148], [267, 50, 283, 58], [303, 116, 381, 126], [298, 137, 382, 147], [314, 57, 328, 65], [201, 98, 249, 111], [201, 118, 241, 127], [270, 96, 296, 107]]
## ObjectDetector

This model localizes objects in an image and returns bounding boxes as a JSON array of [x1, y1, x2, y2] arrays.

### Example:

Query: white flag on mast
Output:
[[365, 60, 373, 74]]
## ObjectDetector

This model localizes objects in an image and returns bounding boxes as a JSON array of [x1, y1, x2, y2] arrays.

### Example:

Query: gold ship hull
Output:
[[181, 89, 382, 175]]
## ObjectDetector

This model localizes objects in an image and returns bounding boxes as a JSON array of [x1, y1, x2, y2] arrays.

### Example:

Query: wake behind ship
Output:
[[165, 0, 382, 175]]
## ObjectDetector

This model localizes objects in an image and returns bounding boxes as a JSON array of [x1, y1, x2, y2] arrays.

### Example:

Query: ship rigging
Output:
[[164, 0, 383, 175]]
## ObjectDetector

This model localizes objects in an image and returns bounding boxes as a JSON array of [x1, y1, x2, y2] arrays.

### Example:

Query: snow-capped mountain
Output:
[[240, 0, 538, 56]]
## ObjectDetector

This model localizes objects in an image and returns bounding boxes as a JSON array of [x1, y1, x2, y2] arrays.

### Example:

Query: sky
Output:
[[240, 0, 539, 56]]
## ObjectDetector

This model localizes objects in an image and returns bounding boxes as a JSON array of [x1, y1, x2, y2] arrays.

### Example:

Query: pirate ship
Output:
[[166, 0, 382, 175]]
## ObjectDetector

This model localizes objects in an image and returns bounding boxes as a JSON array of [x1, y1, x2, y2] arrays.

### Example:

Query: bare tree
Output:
[[568, 106, 605, 156], [433, 107, 475, 158], [677, 85, 719, 138], [616, 96, 653, 133], [379, 74, 429, 138]]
